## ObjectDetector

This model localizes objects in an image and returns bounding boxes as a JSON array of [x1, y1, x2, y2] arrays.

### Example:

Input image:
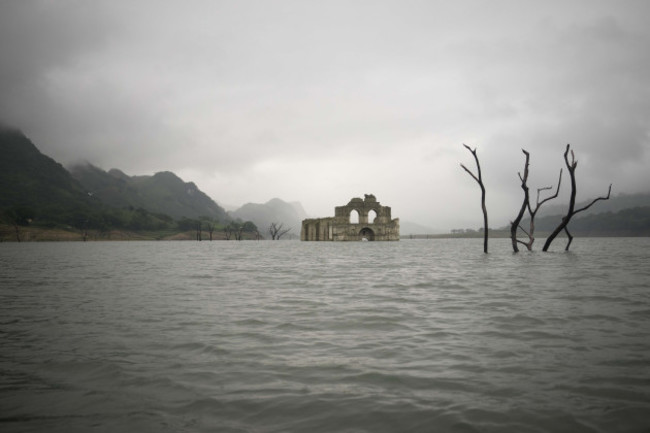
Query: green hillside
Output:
[[69, 163, 229, 221], [0, 127, 228, 234], [0, 127, 96, 224]]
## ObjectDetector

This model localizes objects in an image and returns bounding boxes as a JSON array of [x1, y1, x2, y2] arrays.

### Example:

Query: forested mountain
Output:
[[0, 127, 96, 222], [0, 127, 228, 232], [69, 163, 228, 221]]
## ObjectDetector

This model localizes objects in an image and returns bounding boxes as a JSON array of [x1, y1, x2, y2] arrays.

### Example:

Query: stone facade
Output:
[[301, 194, 400, 241]]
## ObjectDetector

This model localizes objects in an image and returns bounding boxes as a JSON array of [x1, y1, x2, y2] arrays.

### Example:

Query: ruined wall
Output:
[[301, 194, 400, 241]]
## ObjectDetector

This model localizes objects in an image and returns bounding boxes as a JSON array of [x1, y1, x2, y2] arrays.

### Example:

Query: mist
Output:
[[1, 0, 649, 230]]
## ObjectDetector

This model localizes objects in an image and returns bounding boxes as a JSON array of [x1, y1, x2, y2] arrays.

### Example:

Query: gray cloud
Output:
[[1, 0, 649, 230]]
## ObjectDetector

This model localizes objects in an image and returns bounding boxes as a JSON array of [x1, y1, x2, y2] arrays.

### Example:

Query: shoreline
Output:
[[0, 224, 260, 242], [2, 224, 647, 242]]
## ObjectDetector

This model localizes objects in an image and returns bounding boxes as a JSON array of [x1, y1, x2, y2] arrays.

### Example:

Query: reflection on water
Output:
[[1, 238, 649, 432]]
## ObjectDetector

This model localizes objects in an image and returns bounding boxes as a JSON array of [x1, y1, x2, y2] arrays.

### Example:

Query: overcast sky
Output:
[[1, 0, 649, 231]]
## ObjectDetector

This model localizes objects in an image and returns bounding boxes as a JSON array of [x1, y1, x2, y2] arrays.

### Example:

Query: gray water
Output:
[[1, 238, 649, 433]]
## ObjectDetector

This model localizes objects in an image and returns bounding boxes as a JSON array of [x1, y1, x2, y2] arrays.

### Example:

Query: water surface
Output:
[[1, 238, 649, 432]]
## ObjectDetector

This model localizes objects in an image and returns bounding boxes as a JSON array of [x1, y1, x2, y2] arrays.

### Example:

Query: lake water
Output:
[[1, 238, 649, 432]]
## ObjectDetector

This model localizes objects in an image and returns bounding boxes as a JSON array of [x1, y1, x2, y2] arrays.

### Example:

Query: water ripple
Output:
[[1, 239, 649, 432]]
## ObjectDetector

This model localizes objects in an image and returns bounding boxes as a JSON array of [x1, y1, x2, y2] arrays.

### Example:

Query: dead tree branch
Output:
[[269, 222, 291, 240], [205, 221, 215, 241], [563, 226, 573, 251], [461, 144, 488, 253], [574, 184, 613, 215], [542, 145, 612, 251], [518, 169, 563, 251], [510, 149, 530, 252], [560, 183, 612, 251]]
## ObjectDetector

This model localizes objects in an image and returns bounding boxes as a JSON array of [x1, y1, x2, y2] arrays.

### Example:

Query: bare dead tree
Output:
[[81, 219, 88, 242], [518, 170, 562, 251], [223, 225, 233, 240], [234, 226, 243, 241], [460, 144, 488, 253], [196, 221, 202, 241], [510, 149, 530, 252], [268, 222, 291, 240], [4, 207, 34, 242], [205, 221, 215, 241], [12, 223, 21, 242], [542, 144, 612, 251], [561, 184, 612, 250]]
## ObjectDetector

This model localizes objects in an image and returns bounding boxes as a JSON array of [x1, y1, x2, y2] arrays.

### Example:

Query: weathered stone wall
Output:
[[301, 194, 400, 241]]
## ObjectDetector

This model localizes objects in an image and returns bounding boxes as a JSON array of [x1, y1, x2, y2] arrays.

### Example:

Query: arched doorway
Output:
[[359, 227, 375, 241]]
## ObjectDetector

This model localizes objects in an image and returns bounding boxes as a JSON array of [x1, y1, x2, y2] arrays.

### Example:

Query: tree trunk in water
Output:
[[461, 144, 488, 253], [543, 145, 578, 251], [563, 227, 573, 251], [510, 150, 530, 253], [481, 187, 488, 253], [526, 174, 562, 251], [543, 144, 611, 251]]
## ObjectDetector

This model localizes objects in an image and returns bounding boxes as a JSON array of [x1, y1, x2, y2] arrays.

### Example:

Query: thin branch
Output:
[[460, 164, 480, 183], [515, 165, 562, 252], [574, 184, 612, 214], [537, 169, 563, 209], [517, 224, 531, 237], [537, 186, 553, 198]]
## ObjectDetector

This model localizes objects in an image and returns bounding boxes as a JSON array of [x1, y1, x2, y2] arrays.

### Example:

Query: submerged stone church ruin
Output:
[[301, 194, 400, 241]]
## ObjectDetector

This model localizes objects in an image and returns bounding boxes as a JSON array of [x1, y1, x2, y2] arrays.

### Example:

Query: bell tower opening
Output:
[[350, 209, 359, 224]]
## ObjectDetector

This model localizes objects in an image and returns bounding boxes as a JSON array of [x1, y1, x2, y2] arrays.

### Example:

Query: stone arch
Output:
[[359, 227, 375, 241], [367, 209, 378, 223], [349, 209, 360, 224]]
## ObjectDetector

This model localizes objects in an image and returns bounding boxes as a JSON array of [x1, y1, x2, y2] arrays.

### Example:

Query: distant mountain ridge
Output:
[[1, 127, 231, 229], [1, 126, 305, 233], [1, 126, 314, 235], [69, 163, 229, 221], [512, 191, 650, 236], [538, 192, 650, 217], [400, 220, 440, 235], [0, 127, 94, 214], [3, 125, 649, 237], [521, 206, 650, 236], [229, 198, 304, 237]]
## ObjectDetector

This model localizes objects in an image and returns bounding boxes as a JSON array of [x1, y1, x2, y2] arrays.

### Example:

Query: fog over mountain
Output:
[[230, 198, 304, 238], [2, 1, 649, 230]]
